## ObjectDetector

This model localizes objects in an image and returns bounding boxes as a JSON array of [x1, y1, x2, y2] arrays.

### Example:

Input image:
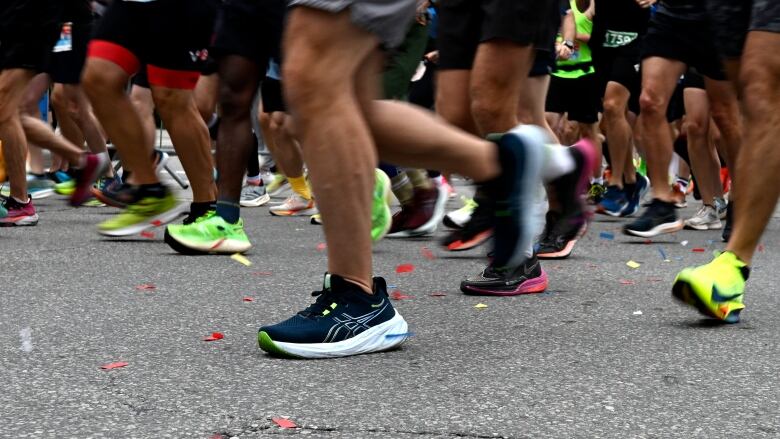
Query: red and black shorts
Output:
[[88, 0, 218, 90]]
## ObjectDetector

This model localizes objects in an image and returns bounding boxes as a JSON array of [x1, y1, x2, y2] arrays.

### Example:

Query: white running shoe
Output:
[[684, 204, 722, 230], [269, 193, 318, 216]]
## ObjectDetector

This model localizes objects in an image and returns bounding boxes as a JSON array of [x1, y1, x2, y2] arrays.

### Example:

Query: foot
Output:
[[371, 169, 392, 242], [54, 179, 76, 196], [310, 213, 322, 225], [684, 204, 722, 230], [671, 181, 688, 208], [386, 185, 445, 238], [587, 181, 606, 205], [164, 211, 252, 254], [71, 153, 110, 206], [537, 211, 585, 259], [240, 180, 270, 207], [1, 174, 56, 200], [621, 174, 650, 217], [460, 256, 548, 296], [91, 179, 134, 208], [547, 138, 594, 240], [0, 196, 38, 227], [443, 197, 476, 230], [98, 187, 184, 237], [440, 200, 494, 251], [597, 185, 628, 216], [672, 251, 748, 323], [269, 193, 318, 216], [623, 198, 683, 238], [257, 274, 409, 359]]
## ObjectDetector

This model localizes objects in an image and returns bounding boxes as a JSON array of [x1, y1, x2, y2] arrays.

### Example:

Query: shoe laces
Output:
[[300, 288, 345, 318]]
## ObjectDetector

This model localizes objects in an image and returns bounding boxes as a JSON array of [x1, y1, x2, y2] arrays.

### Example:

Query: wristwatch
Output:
[[563, 40, 575, 50]]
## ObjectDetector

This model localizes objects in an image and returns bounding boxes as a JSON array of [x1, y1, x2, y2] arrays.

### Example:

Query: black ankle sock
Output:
[[190, 201, 216, 218], [137, 183, 167, 198]]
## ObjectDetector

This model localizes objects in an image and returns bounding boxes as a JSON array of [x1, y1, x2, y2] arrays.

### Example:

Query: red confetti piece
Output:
[[758, 244, 765, 252], [203, 332, 224, 342], [619, 279, 635, 285], [395, 263, 415, 274], [421, 247, 436, 260], [243, 297, 254, 302], [430, 292, 447, 297], [272, 417, 297, 429], [644, 239, 653, 245], [140, 231, 155, 239], [135, 283, 156, 291], [100, 361, 128, 370], [646, 278, 663, 282], [151, 220, 162, 227], [209, 435, 224, 439], [316, 242, 327, 251], [252, 271, 272, 276], [390, 291, 412, 300], [692, 248, 706, 253]]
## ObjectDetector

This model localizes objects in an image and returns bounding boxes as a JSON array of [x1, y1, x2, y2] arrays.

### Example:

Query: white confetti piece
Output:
[[633, 310, 643, 315], [19, 327, 32, 353]]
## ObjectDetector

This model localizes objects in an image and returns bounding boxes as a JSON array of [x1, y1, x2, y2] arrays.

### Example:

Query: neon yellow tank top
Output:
[[553, 0, 595, 79]]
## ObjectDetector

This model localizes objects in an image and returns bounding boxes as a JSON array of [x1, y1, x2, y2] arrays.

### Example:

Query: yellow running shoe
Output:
[[672, 251, 749, 323]]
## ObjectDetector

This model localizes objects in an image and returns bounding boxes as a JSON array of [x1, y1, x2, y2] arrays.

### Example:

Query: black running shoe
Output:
[[460, 256, 548, 296], [537, 211, 585, 259], [722, 202, 733, 243], [548, 139, 594, 240], [257, 274, 409, 359], [440, 198, 494, 251], [623, 198, 683, 237]]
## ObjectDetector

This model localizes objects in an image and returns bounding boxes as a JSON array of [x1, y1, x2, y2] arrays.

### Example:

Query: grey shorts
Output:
[[288, 0, 417, 48], [706, 0, 780, 58]]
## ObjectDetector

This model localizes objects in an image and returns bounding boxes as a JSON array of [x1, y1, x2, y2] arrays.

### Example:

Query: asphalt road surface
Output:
[[2, 164, 779, 438]]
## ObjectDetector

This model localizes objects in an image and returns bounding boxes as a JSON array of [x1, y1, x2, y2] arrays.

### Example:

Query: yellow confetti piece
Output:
[[626, 260, 641, 269], [474, 303, 488, 309], [231, 253, 252, 266]]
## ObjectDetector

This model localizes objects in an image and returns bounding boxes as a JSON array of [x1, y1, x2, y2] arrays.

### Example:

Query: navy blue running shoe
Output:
[[621, 174, 649, 217], [258, 274, 409, 358]]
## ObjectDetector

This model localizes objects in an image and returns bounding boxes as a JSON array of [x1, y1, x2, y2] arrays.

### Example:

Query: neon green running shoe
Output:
[[98, 192, 183, 237], [55, 179, 76, 196], [672, 251, 749, 323], [371, 169, 392, 242], [164, 211, 252, 254]]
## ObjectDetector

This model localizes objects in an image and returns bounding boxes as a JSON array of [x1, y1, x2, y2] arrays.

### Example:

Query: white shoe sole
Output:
[[98, 202, 187, 237], [262, 311, 409, 359], [625, 220, 684, 238], [168, 234, 252, 253], [30, 189, 54, 200], [0, 214, 39, 227], [684, 221, 722, 231], [269, 206, 318, 217], [240, 193, 271, 207]]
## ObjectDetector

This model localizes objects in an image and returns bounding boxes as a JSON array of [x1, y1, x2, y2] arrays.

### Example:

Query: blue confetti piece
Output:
[[385, 332, 414, 339], [599, 232, 614, 240], [388, 285, 397, 289], [657, 245, 667, 261]]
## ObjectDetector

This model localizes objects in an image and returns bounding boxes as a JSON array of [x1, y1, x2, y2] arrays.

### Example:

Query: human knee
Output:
[[740, 66, 777, 119], [638, 89, 666, 119], [282, 59, 337, 114], [603, 96, 627, 122], [218, 81, 254, 121], [82, 64, 124, 102]]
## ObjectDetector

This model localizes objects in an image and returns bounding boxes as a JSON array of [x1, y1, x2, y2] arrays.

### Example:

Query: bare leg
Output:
[[83, 59, 157, 184], [436, 70, 478, 134], [268, 111, 304, 179], [602, 82, 633, 188], [20, 73, 52, 175], [151, 86, 216, 202], [638, 57, 687, 201], [129, 85, 157, 154], [518, 75, 558, 142], [470, 41, 534, 134], [194, 73, 219, 123], [683, 87, 721, 205], [704, 77, 741, 199], [726, 32, 780, 264], [0, 69, 35, 200]]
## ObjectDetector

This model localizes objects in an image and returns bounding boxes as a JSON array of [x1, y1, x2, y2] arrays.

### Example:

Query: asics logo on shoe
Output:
[[711, 285, 742, 303], [322, 303, 388, 343]]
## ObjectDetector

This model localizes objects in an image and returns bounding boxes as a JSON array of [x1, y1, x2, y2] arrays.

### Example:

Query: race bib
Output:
[[53, 23, 73, 53], [603, 30, 638, 48]]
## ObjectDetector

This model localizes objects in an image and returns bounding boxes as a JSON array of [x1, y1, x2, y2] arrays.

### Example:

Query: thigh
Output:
[[705, 0, 752, 59], [641, 57, 688, 108], [0, 0, 63, 72], [482, 0, 557, 47], [91, 0, 145, 69]]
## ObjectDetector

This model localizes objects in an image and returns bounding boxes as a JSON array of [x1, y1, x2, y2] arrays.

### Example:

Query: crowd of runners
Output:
[[1, 0, 778, 358]]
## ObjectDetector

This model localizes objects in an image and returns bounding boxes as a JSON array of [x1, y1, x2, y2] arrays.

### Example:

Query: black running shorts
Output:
[[47, 20, 92, 84], [641, 12, 727, 81], [437, 0, 559, 70], [706, 0, 780, 59], [212, 0, 285, 70], [545, 74, 601, 124], [0, 0, 63, 72]]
